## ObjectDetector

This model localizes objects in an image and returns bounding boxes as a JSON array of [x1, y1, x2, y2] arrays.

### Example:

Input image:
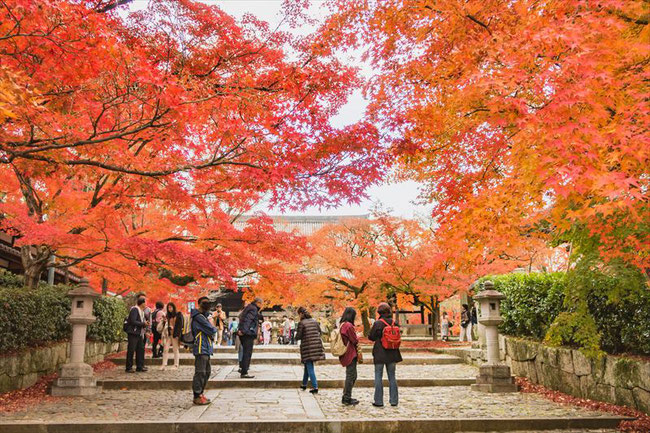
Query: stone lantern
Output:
[[51, 278, 100, 396], [471, 280, 518, 393]]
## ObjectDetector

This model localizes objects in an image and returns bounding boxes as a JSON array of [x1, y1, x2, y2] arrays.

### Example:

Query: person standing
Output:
[[160, 302, 183, 370], [212, 303, 226, 347], [229, 317, 239, 346], [338, 307, 360, 406], [151, 301, 165, 358], [289, 317, 297, 345], [191, 296, 218, 405], [143, 302, 152, 353], [470, 304, 478, 341], [440, 312, 451, 342], [125, 295, 149, 373], [262, 317, 272, 345], [460, 304, 471, 342], [282, 315, 291, 345], [369, 303, 402, 407], [295, 307, 325, 393], [238, 297, 263, 378]]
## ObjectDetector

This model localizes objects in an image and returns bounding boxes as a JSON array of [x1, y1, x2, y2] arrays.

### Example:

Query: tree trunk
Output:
[[360, 308, 371, 337], [21, 245, 51, 289], [102, 278, 108, 295]]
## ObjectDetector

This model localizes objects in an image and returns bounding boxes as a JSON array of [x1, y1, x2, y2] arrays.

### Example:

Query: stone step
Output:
[[212, 345, 453, 353], [0, 417, 629, 433], [111, 353, 463, 366], [98, 377, 476, 390]]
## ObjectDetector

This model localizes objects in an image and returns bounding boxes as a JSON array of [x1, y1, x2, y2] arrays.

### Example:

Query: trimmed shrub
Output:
[[0, 283, 70, 353], [88, 295, 128, 343], [476, 272, 565, 340], [477, 271, 650, 356], [0, 270, 127, 353]]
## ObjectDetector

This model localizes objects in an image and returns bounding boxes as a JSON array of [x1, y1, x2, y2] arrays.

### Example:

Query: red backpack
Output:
[[379, 318, 401, 349]]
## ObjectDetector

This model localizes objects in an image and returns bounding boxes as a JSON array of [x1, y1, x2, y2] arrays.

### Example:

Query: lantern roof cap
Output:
[[474, 289, 505, 300], [67, 278, 100, 298]]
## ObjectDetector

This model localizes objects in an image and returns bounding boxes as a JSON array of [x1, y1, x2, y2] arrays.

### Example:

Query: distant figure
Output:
[[338, 307, 360, 406], [440, 312, 451, 342], [289, 317, 297, 344], [369, 302, 402, 407], [191, 296, 217, 405], [460, 304, 471, 342], [213, 303, 226, 347], [282, 315, 291, 345], [143, 302, 152, 352], [160, 302, 183, 370], [295, 307, 326, 394], [262, 318, 272, 345], [238, 297, 263, 378], [229, 317, 239, 346], [470, 305, 478, 340], [151, 301, 165, 358]]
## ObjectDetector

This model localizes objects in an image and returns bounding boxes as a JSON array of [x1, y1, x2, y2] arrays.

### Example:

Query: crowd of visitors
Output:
[[124, 295, 412, 408]]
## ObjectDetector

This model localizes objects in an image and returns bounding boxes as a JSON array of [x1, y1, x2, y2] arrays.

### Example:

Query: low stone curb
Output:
[[0, 416, 630, 433], [110, 357, 462, 366], [98, 377, 476, 390]]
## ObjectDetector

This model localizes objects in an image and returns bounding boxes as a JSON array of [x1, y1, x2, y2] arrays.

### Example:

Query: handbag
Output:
[[356, 343, 364, 364]]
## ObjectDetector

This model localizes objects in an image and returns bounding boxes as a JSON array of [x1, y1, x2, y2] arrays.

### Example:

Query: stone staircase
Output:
[[0, 343, 631, 433]]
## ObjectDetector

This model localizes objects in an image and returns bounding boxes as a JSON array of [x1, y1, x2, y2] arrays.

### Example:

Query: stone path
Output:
[[0, 386, 614, 422], [0, 345, 630, 433]]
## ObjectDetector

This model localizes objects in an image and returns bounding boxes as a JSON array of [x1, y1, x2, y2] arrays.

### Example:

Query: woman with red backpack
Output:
[[368, 302, 402, 407]]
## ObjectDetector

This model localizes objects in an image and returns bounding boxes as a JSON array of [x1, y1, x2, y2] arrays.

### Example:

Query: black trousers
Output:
[[192, 355, 211, 398], [126, 333, 145, 371], [152, 328, 162, 357], [343, 358, 358, 399], [239, 334, 255, 375]]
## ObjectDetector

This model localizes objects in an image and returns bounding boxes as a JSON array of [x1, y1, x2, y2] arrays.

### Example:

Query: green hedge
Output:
[[0, 270, 127, 353], [477, 272, 650, 356], [477, 273, 565, 340]]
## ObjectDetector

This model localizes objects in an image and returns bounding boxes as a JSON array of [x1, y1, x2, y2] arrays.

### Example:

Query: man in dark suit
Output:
[[125, 294, 149, 373], [237, 297, 263, 378]]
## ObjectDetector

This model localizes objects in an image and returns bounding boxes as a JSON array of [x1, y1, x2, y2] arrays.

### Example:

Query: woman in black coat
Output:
[[368, 302, 402, 407], [295, 307, 325, 393]]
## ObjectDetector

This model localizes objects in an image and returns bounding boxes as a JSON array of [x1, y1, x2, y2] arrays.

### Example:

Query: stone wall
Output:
[[504, 337, 650, 415], [0, 340, 127, 393]]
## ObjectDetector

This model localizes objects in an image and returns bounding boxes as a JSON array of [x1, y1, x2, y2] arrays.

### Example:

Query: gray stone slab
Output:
[[98, 378, 476, 390], [0, 417, 629, 433]]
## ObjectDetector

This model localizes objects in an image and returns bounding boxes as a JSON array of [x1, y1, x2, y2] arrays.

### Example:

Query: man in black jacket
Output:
[[125, 295, 150, 373], [237, 297, 263, 378]]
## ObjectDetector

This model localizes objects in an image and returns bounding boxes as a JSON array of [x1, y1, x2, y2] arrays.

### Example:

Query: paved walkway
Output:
[[1, 386, 614, 422], [0, 347, 629, 432]]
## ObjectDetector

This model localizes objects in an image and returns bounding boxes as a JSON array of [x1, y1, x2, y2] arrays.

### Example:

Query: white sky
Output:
[[125, 0, 431, 219]]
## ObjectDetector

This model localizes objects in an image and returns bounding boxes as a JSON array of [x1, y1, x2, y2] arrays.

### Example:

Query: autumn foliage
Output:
[[319, 1, 649, 342], [0, 0, 386, 295]]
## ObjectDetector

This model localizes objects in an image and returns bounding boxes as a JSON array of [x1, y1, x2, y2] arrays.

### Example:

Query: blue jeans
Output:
[[374, 362, 398, 406], [302, 360, 318, 389]]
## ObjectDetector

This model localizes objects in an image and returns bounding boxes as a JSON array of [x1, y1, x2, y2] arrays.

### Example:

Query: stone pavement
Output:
[[0, 345, 631, 433]]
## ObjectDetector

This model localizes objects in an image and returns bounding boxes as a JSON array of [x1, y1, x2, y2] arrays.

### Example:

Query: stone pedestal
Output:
[[51, 362, 98, 396], [471, 364, 518, 393], [51, 278, 100, 396]]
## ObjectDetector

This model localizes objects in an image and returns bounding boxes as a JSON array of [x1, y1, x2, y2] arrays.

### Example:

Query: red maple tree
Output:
[[0, 0, 387, 295]]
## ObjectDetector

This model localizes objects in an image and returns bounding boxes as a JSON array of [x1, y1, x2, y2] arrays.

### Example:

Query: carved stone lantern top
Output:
[[474, 280, 505, 327], [68, 278, 99, 325]]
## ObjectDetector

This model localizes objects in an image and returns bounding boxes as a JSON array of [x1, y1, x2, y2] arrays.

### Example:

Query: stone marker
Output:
[[471, 281, 518, 393], [51, 278, 100, 396]]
